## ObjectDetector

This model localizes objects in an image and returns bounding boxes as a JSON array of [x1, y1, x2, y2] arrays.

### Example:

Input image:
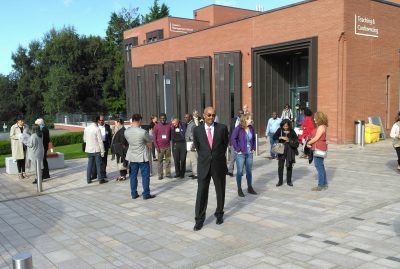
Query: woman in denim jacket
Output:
[[230, 114, 257, 197]]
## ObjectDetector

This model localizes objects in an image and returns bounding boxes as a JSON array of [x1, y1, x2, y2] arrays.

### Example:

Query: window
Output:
[[155, 74, 160, 116], [137, 76, 143, 114], [229, 64, 235, 118], [125, 45, 131, 62], [176, 71, 181, 118], [200, 67, 205, 112]]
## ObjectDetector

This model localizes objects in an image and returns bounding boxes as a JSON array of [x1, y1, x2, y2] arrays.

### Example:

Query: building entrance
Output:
[[252, 37, 317, 135]]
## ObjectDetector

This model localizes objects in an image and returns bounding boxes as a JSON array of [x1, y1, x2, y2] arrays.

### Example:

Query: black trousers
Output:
[[172, 142, 187, 177], [17, 159, 25, 173], [396, 147, 400, 165], [278, 158, 293, 184], [42, 149, 49, 177], [195, 170, 226, 224], [100, 143, 109, 178]]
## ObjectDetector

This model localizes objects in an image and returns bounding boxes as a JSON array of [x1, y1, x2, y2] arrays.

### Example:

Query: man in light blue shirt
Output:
[[266, 112, 282, 159]]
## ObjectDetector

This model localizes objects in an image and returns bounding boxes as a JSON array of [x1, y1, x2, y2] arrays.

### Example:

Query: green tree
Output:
[[0, 74, 19, 123], [142, 0, 169, 24], [103, 7, 141, 115]]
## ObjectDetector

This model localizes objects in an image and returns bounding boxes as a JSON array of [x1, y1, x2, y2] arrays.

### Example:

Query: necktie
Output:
[[207, 127, 213, 148]]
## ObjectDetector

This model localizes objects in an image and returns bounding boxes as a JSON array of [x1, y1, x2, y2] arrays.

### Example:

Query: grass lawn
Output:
[[0, 143, 86, 168]]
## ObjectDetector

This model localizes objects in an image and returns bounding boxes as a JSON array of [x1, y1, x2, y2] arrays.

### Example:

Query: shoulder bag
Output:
[[272, 130, 285, 155]]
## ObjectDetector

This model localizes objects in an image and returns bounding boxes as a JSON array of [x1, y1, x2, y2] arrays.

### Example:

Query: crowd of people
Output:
[[12, 104, 400, 231]]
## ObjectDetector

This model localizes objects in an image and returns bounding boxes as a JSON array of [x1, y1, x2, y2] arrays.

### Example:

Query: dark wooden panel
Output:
[[187, 56, 212, 115], [164, 61, 186, 120], [144, 64, 164, 121], [214, 51, 242, 126]]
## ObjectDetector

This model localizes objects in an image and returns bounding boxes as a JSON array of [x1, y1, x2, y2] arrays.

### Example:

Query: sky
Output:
[[0, 0, 299, 76]]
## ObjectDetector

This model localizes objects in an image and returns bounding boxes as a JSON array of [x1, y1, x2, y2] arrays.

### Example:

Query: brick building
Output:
[[123, 0, 400, 143]]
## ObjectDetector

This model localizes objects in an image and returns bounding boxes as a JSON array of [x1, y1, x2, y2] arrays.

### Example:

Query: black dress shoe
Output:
[[287, 182, 293, 186], [276, 182, 283, 187], [87, 180, 92, 184], [99, 179, 108, 184], [43, 175, 50, 179], [32, 179, 37, 184], [174, 174, 180, 178], [191, 176, 198, 179], [216, 217, 224, 225], [132, 194, 139, 199], [238, 189, 245, 197], [248, 186, 257, 195], [158, 176, 163, 180], [143, 194, 156, 200], [226, 172, 233, 177], [193, 222, 203, 231]]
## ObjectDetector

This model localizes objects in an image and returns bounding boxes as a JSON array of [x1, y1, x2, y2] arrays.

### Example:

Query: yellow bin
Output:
[[364, 123, 380, 144]]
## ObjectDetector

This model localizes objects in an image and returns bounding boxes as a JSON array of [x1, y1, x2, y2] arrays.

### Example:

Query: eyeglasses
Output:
[[206, 114, 216, 117]]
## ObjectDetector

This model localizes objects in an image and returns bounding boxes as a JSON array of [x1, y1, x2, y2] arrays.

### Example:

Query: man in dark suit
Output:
[[35, 118, 50, 179], [193, 107, 229, 231], [98, 115, 112, 178]]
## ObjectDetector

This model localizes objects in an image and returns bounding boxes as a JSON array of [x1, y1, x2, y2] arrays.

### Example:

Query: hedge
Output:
[[51, 132, 84, 147], [0, 132, 84, 155]]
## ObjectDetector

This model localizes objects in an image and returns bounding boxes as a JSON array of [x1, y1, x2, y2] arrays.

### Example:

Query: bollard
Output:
[[36, 160, 43, 193], [12, 252, 32, 269], [255, 134, 259, 156]]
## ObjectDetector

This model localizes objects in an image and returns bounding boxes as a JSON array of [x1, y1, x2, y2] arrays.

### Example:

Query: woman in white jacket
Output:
[[390, 113, 400, 170]]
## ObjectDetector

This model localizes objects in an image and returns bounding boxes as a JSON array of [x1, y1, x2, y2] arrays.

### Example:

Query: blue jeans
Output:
[[130, 162, 151, 198], [314, 156, 327, 186], [268, 133, 278, 158], [235, 153, 253, 189], [87, 152, 102, 182]]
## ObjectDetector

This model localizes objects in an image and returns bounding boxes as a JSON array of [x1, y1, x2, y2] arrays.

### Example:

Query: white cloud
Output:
[[63, 0, 73, 7]]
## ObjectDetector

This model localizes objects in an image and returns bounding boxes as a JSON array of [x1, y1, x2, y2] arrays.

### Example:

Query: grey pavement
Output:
[[1, 139, 400, 268]]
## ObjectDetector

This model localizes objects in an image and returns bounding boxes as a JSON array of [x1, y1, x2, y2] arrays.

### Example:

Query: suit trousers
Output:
[[172, 142, 187, 177], [42, 149, 50, 177], [195, 170, 226, 223], [157, 147, 171, 177], [101, 143, 109, 177], [187, 150, 198, 176]]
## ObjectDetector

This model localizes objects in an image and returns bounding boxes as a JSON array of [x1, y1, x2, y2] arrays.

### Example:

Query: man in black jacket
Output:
[[193, 107, 229, 231], [98, 115, 112, 178], [35, 118, 50, 179]]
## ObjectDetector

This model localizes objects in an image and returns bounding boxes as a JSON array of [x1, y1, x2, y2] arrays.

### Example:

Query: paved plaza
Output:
[[1, 139, 400, 269]]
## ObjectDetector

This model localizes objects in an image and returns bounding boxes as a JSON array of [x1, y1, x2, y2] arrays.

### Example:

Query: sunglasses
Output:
[[206, 114, 216, 117]]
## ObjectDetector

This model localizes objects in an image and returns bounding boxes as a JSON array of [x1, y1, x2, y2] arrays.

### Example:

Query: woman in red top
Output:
[[307, 112, 328, 191], [298, 108, 315, 158]]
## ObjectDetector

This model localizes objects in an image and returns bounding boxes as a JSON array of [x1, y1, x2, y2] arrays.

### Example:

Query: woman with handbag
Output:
[[307, 111, 328, 191], [111, 119, 129, 181], [230, 113, 257, 197], [273, 119, 299, 187], [390, 112, 400, 170]]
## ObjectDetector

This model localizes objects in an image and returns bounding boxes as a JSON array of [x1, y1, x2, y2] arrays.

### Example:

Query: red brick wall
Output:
[[128, 0, 399, 143]]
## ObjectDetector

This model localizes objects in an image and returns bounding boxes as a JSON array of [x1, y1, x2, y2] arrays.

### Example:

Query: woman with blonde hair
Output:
[[230, 113, 257, 197], [307, 111, 328, 191]]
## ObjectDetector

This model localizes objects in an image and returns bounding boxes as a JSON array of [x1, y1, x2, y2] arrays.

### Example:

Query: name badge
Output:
[[175, 128, 180, 133], [162, 135, 167, 139]]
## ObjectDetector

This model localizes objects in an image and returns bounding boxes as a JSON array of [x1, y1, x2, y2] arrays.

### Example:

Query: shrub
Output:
[[0, 132, 83, 154], [0, 140, 11, 155], [51, 132, 84, 147]]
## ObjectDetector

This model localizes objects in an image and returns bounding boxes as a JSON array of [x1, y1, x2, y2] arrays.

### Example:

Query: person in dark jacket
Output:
[[171, 118, 187, 178], [111, 119, 128, 181], [230, 113, 257, 197], [35, 118, 50, 179], [273, 119, 299, 187]]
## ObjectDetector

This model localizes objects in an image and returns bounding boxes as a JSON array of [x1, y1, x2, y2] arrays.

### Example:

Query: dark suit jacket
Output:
[[42, 126, 50, 151], [103, 124, 112, 148], [193, 122, 229, 179], [229, 116, 239, 139]]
